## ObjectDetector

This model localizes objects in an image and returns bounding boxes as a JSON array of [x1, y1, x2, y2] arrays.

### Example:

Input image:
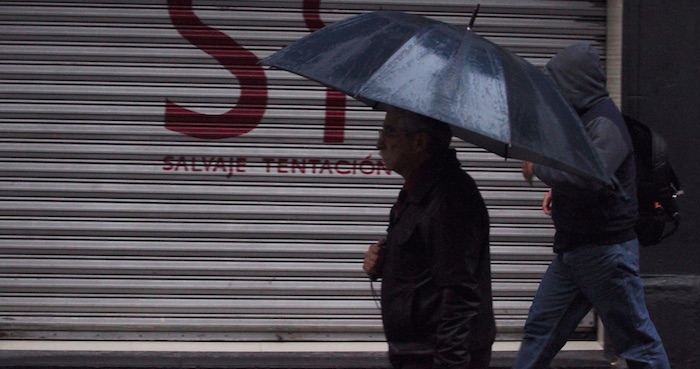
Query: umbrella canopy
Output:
[[262, 11, 612, 185]]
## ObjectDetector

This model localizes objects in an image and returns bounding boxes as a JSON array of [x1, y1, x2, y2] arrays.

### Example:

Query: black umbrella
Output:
[[262, 11, 612, 185]]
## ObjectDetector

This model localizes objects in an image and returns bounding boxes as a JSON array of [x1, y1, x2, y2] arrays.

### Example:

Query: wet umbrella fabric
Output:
[[262, 11, 612, 185]]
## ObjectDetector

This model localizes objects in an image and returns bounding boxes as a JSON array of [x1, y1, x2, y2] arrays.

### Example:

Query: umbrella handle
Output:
[[468, 4, 481, 30]]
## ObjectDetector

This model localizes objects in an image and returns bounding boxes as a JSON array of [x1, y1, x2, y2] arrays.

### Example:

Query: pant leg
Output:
[[389, 353, 432, 369], [390, 348, 491, 369], [571, 240, 670, 369], [512, 254, 594, 369], [467, 345, 492, 369]]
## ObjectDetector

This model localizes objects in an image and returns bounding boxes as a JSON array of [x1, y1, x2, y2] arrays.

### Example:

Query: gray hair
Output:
[[392, 108, 453, 153]]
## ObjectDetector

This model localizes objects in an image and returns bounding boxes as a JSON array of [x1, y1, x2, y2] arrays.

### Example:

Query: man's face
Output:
[[377, 109, 421, 178]]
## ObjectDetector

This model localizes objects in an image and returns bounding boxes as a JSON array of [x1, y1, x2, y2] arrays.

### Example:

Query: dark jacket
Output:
[[534, 42, 638, 251], [379, 149, 496, 368]]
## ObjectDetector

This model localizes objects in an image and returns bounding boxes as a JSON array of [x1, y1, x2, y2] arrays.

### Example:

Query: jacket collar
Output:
[[402, 149, 460, 205]]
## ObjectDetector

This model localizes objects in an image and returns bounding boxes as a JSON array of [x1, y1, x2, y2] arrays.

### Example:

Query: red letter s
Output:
[[165, 0, 267, 140], [303, 0, 347, 143]]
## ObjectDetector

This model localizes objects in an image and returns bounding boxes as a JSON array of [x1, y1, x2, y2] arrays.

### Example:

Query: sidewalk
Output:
[[0, 350, 613, 369]]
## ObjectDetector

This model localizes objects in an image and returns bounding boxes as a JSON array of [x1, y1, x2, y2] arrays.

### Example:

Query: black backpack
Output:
[[624, 115, 684, 246]]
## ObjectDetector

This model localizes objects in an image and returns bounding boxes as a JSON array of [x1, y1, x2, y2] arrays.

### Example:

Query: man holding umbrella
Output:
[[518, 42, 671, 369], [363, 107, 496, 369], [263, 10, 624, 369]]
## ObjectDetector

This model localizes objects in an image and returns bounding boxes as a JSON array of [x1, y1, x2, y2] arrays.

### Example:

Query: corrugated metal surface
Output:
[[0, 0, 607, 342]]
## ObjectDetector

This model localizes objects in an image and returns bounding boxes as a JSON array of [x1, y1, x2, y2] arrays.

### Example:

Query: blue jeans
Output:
[[513, 239, 670, 369]]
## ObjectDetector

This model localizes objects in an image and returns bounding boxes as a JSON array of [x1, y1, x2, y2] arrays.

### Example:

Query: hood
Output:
[[545, 42, 609, 114]]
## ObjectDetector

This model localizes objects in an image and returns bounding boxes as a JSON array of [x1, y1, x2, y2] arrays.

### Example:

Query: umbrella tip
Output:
[[468, 4, 481, 30]]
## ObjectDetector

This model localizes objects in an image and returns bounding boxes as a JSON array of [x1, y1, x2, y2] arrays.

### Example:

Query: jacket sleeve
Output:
[[533, 116, 630, 196], [432, 285, 481, 368], [426, 189, 485, 368]]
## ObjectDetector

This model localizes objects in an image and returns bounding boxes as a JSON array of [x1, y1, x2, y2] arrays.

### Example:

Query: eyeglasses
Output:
[[378, 128, 421, 139]]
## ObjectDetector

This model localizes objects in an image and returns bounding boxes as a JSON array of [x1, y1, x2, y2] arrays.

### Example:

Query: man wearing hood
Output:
[[516, 43, 671, 369]]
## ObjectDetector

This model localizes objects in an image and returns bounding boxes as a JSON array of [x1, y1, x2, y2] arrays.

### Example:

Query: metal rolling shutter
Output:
[[0, 1, 607, 343]]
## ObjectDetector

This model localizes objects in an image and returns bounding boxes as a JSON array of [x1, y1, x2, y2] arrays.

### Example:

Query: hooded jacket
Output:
[[533, 42, 638, 252]]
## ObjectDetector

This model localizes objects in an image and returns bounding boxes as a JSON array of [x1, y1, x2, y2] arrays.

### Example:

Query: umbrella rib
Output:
[[356, 16, 447, 102]]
